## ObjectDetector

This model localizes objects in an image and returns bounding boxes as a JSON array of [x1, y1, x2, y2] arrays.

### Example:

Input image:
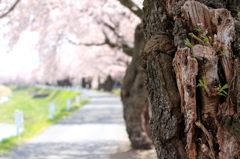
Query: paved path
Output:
[[2, 90, 131, 159]]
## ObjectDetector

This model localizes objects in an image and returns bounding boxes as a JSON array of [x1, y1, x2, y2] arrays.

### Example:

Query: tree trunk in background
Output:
[[121, 24, 152, 149], [141, 0, 240, 158]]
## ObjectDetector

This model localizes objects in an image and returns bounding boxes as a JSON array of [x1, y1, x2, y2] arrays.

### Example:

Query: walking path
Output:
[[2, 90, 156, 159]]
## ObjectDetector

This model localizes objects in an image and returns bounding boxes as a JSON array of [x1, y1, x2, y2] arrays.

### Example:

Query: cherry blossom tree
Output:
[[0, 0, 138, 85], [0, 0, 154, 150]]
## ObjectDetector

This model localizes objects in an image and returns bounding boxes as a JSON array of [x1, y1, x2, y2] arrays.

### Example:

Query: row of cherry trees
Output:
[[2, 0, 240, 158], [0, 0, 140, 85], [0, 0, 153, 150]]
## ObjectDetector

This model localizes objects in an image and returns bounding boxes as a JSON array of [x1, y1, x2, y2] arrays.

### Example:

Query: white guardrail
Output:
[[0, 86, 88, 141]]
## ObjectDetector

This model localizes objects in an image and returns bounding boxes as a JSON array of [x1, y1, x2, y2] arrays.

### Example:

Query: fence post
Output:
[[49, 102, 55, 119], [14, 110, 24, 136], [66, 98, 71, 111]]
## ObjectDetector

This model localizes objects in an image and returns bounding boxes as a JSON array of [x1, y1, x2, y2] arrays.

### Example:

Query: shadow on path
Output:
[[3, 90, 130, 159], [2, 141, 129, 159], [3, 90, 157, 159]]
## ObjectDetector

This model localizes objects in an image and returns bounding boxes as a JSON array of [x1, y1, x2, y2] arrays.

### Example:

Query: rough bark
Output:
[[193, 44, 220, 127], [193, 45, 220, 159], [141, 33, 185, 158], [173, 47, 198, 159], [142, 0, 240, 158], [181, 1, 235, 84], [121, 24, 152, 149], [181, 2, 239, 158]]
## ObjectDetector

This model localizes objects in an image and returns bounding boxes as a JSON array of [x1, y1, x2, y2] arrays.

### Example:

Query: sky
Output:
[[0, 30, 40, 73]]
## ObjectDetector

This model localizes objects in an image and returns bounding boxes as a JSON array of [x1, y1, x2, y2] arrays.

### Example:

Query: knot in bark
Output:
[[143, 33, 176, 56]]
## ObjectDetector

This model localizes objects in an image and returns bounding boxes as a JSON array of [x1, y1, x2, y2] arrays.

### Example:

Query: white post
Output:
[[49, 102, 55, 119], [14, 110, 24, 136], [14, 110, 19, 136], [66, 98, 71, 111], [75, 95, 80, 104]]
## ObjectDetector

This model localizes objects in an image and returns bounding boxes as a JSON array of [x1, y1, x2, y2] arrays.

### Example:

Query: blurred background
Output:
[[0, 0, 142, 88], [0, 0, 158, 158]]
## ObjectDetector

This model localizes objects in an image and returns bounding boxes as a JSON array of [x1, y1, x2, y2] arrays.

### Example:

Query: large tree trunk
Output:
[[141, 0, 240, 158], [121, 24, 152, 149]]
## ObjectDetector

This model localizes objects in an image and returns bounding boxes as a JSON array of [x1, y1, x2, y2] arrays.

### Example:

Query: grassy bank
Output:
[[0, 85, 90, 154]]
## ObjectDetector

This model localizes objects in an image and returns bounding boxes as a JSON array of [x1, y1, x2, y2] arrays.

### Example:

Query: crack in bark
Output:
[[142, 0, 240, 158], [173, 47, 198, 159]]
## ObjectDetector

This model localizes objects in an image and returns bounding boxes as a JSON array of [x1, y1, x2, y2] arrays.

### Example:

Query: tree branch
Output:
[[67, 29, 133, 56], [66, 38, 106, 47], [118, 0, 142, 19], [101, 22, 133, 56], [121, 43, 133, 56], [0, 0, 21, 19]]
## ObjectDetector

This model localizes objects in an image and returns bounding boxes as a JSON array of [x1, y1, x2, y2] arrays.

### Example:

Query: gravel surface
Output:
[[2, 90, 156, 159]]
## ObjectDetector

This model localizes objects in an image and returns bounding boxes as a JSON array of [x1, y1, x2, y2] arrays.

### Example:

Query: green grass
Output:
[[0, 85, 90, 155]]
